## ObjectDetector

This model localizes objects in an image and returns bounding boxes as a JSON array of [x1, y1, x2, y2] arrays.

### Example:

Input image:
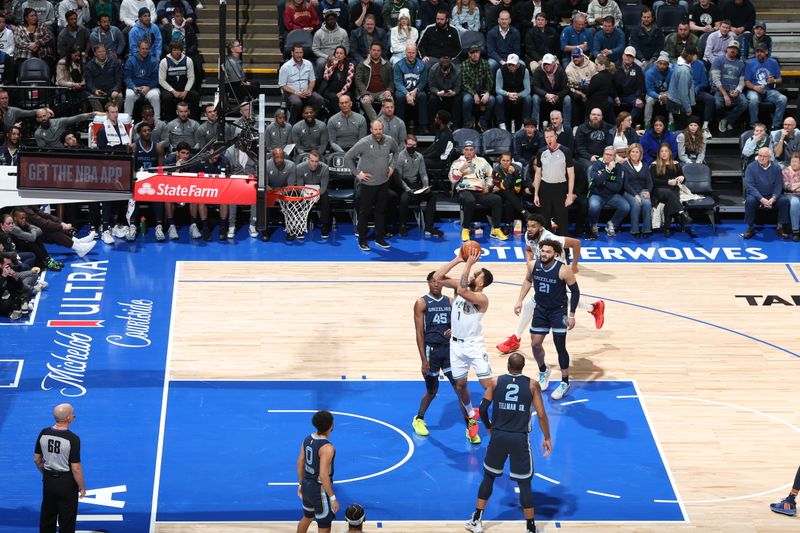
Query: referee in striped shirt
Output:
[[33, 403, 86, 533], [533, 127, 576, 235]]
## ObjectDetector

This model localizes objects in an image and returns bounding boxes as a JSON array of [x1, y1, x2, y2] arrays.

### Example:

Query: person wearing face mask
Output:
[[391, 134, 443, 238]]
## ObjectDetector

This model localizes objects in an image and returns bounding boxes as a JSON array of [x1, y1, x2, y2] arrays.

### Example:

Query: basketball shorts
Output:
[[530, 305, 568, 335], [301, 479, 335, 528], [426, 344, 451, 376], [483, 430, 533, 480], [450, 337, 492, 381]]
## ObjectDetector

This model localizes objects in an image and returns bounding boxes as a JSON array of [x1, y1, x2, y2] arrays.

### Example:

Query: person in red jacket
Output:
[[284, 0, 320, 32]]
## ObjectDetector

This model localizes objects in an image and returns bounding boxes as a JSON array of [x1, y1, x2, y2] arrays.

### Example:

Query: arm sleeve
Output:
[[568, 281, 580, 313], [479, 397, 492, 429]]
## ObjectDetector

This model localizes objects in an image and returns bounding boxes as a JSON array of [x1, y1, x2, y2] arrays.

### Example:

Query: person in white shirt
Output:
[[120, 0, 156, 28], [0, 13, 15, 57]]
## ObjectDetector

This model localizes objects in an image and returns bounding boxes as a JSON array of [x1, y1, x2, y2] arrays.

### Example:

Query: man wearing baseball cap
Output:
[[461, 44, 495, 131], [644, 51, 672, 127], [448, 139, 507, 241], [744, 42, 786, 130], [710, 39, 746, 133], [532, 53, 571, 129], [742, 20, 772, 60], [495, 53, 532, 131], [613, 46, 645, 126]]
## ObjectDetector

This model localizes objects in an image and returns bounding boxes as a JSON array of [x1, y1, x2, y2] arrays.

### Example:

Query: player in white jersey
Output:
[[497, 213, 605, 353], [433, 249, 494, 444]]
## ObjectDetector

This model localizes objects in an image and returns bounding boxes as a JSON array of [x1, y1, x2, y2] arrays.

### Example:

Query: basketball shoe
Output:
[[412, 416, 429, 436], [591, 300, 605, 329], [496, 334, 520, 353], [770, 497, 797, 516], [465, 518, 483, 532], [551, 381, 570, 400], [467, 408, 481, 443], [538, 364, 551, 391]]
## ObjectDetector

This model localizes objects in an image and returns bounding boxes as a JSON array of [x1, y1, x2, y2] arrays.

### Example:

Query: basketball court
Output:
[[1, 224, 799, 532]]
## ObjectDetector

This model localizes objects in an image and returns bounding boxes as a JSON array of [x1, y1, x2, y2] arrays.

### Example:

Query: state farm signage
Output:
[[18, 150, 134, 192], [134, 173, 256, 204]]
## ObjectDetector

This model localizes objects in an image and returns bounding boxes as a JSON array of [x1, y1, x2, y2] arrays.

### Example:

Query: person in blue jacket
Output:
[[393, 43, 429, 132], [128, 7, 162, 60], [560, 12, 593, 66], [644, 52, 672, 127], [640, 116, 677, 165], [124, 40, 161, 119], [592, 16, 624, 63]]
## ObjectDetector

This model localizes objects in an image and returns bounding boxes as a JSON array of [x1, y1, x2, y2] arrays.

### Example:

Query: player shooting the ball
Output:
[[432, 245, 494, 444]]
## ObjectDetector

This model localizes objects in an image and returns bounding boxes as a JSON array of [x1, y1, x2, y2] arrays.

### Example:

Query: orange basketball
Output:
[[460, 240, 482, 261]]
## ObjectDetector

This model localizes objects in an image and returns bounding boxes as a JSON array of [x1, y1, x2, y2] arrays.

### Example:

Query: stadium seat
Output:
[[697, 32, 711, 60], [682, 162, 717, 231], [325, 151, 357, 225], [656, 5, 684, 35], [621, 4, 645, 36], [481, 128, 513, 161], [459, 31, 486, 60], [453, 128, 482, 153], [283, 29, 313, 59], [88, 114, 134, 148], [16, 58, 53, 110]]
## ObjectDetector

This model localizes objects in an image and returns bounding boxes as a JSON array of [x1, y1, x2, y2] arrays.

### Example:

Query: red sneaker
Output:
[[496, 334, 520, 353], [591, 300, 605, 329]]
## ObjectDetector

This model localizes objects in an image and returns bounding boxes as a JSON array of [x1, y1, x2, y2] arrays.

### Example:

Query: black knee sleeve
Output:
[[553, 333, 569, 370], [424, 373, 440, 395], [478, 472, 495, 500], [517, 478, 534, 508]]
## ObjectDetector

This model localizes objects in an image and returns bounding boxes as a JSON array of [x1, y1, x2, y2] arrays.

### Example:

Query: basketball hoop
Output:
[[267, 186, 320, 237]]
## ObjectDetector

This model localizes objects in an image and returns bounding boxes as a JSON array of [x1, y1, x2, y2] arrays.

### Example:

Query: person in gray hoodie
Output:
[[312, 12, 349, 72], [344, 120, 399, 250]]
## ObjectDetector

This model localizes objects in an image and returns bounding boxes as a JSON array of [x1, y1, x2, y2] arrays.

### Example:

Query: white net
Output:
[[277, 188, 320, 236]]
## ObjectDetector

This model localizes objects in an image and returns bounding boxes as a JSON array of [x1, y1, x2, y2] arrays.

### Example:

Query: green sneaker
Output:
[[46, 258, 62, 271], [412, 416, 429, 436]]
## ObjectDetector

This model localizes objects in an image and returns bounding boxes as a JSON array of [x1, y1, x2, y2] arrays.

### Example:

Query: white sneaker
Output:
[[101, 229, 114, 245], [606, 221, 616, 237], [127, 224, 137, 241], [718, 118, 728, 134], [189, 223, 202, 239], [111, 224, 129, 238], [32, 280, 47, 294], [499, 123, 507, 131], [227, 225, 236, 239], [76, 231, 96, 243], [168, 224, 179, 240], [551, 381, 570, 400], [538, 364, 552, 391], [465, 518, 483, 532], [21, 301, 30, 312], [248, 224, 258, 238], [702, 126, 712, 140], [72, 240, 96, 258], [155, 224, 166, 242], [195, 1, 204, 7]]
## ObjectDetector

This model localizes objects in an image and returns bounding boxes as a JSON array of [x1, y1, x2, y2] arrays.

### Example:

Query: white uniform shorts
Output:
[[450, 337, 492, 381]]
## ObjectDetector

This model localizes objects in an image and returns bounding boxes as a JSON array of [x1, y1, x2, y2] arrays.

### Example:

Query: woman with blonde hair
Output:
[[390, 8, 418, 64], [451, 0, 480, 33], [620, 143, 652, 237], [650, 143, 692, 237]]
